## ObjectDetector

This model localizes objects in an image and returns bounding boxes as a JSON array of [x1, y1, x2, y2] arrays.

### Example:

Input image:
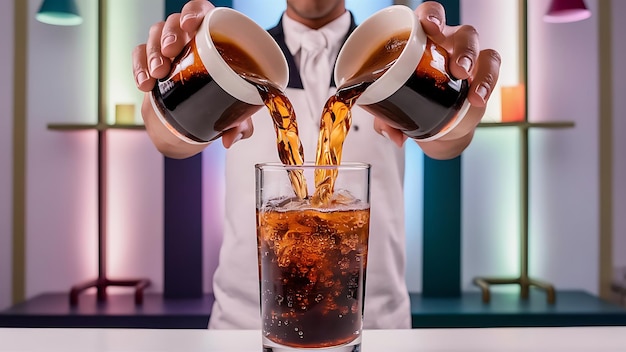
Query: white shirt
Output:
[[283, 11, 349, 72], [209, 11, 411, 330]]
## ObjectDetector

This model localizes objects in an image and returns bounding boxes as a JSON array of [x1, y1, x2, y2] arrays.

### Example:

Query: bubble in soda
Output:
[[257, 197, 369, 348]]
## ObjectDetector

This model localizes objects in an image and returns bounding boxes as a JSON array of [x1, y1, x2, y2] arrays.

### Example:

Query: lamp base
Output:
[[473, 276, 556, 304], [69, 277, 151, 306]]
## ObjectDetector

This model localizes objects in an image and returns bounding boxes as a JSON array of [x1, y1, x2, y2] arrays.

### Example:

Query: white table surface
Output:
[[1, 327, 625, 351]]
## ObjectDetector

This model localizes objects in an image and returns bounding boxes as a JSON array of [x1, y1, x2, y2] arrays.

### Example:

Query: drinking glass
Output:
[[256, 162, 371, 352]]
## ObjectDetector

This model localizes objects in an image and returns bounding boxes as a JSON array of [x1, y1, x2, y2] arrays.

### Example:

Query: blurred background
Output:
[[1, 0, 624, 317]]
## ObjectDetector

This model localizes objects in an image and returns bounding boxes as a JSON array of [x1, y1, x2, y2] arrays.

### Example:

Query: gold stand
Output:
[[610, 282, 626, 306], [473, 277, 556, 304], [472, 123, 572, 304], [48, 0, 150, 305], [471, 1, 569, 304]]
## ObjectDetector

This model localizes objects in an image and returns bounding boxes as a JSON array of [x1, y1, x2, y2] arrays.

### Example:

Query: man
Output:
[[132, 0, 501, 329]]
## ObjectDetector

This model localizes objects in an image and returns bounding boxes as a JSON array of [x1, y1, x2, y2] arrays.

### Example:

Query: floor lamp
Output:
[[471, 0, 574, 304], [46, 0, 151, 305]]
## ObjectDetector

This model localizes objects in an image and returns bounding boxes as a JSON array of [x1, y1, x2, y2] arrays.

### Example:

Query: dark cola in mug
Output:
[[359, 34, 470, 140], [333, 5, 471, 143], [149, 7, 288, 145], [152, 34, 263, 143]]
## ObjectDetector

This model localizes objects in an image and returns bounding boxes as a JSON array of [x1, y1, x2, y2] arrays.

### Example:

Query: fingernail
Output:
[[181, 13, 197, 26], [427, 15, 441, 26], [162, 34, 177, 49], [149, 56, 164, 73], [457, 55, 473, 73], [475, 84, 488, 102], [136, 70, 149, 86]]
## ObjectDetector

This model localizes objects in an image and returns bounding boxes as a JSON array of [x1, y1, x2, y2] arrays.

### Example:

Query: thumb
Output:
[[373, 117, 407, 148], [222, 117, 254, 148]]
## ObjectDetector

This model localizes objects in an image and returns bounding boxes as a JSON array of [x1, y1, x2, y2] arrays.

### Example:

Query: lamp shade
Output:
[[36, 0, 83, 26], [544, 0, 591, 23]]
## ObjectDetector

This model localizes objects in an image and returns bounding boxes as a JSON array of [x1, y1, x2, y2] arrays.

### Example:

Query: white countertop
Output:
[[1, 326, 625, 351]]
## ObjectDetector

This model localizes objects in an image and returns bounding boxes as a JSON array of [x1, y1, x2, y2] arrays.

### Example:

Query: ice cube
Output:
[[331, 189, 358, 206]]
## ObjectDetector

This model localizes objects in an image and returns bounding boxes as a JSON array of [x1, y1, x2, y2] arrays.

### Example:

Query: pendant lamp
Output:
[[544, 0, 591, 23], [36, 0, 83, 26]]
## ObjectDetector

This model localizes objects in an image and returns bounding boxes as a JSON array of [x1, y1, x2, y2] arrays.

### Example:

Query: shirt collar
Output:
[[283, 10, 351, 58]]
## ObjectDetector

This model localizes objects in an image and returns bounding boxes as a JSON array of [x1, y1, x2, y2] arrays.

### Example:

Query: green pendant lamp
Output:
[[36, 0, 83, 26]]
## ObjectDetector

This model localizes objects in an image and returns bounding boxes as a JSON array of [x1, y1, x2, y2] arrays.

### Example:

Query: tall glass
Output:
[[256, 162, 371, 352]]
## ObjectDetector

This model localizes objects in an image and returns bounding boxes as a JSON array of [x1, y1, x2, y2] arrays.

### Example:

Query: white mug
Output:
[[334, 5, 471, 142], [150, 7, 288, 144]]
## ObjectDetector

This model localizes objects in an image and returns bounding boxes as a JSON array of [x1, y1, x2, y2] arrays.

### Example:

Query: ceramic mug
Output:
[[150, 7, 288, 145], [334, 5, 471, 141]]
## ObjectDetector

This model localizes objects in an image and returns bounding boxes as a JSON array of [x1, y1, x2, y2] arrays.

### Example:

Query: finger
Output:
[[373, 117, 408, 148], [448, 25, 479, 80], [140, 94, 209, 159], [160, 13, 189, 59], [437, 105, 486, 142], [414, 1, 446, 42], [180, 0, 215, 33], [145, 21, 170, 79], [467, 49, 502, 106], [132, 44, 154, 92], [417, 130, 473, 160], [222, 117, 254, 148]]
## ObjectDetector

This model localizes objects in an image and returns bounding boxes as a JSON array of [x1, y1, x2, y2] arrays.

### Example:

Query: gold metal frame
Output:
[[472, 0, 570, 304]]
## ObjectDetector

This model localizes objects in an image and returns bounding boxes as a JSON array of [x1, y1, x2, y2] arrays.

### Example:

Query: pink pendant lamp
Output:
[[544, 0, 591, 23]]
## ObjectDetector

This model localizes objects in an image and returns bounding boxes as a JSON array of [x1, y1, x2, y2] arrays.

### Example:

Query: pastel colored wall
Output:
[[0, 0, 15, 311], [461, 0, 602, 294], [24, 0, 164, 299], [25, 0, 99, 298], [460, 0, 526, 291], [103, 0, 165, 293], [527, 0, 599, 293], [611, 0, 626, 272]]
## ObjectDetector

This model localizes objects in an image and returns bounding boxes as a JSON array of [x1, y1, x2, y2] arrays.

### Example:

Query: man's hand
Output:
[[375, 1, 501, 160], [132, 0, 253, 158]]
